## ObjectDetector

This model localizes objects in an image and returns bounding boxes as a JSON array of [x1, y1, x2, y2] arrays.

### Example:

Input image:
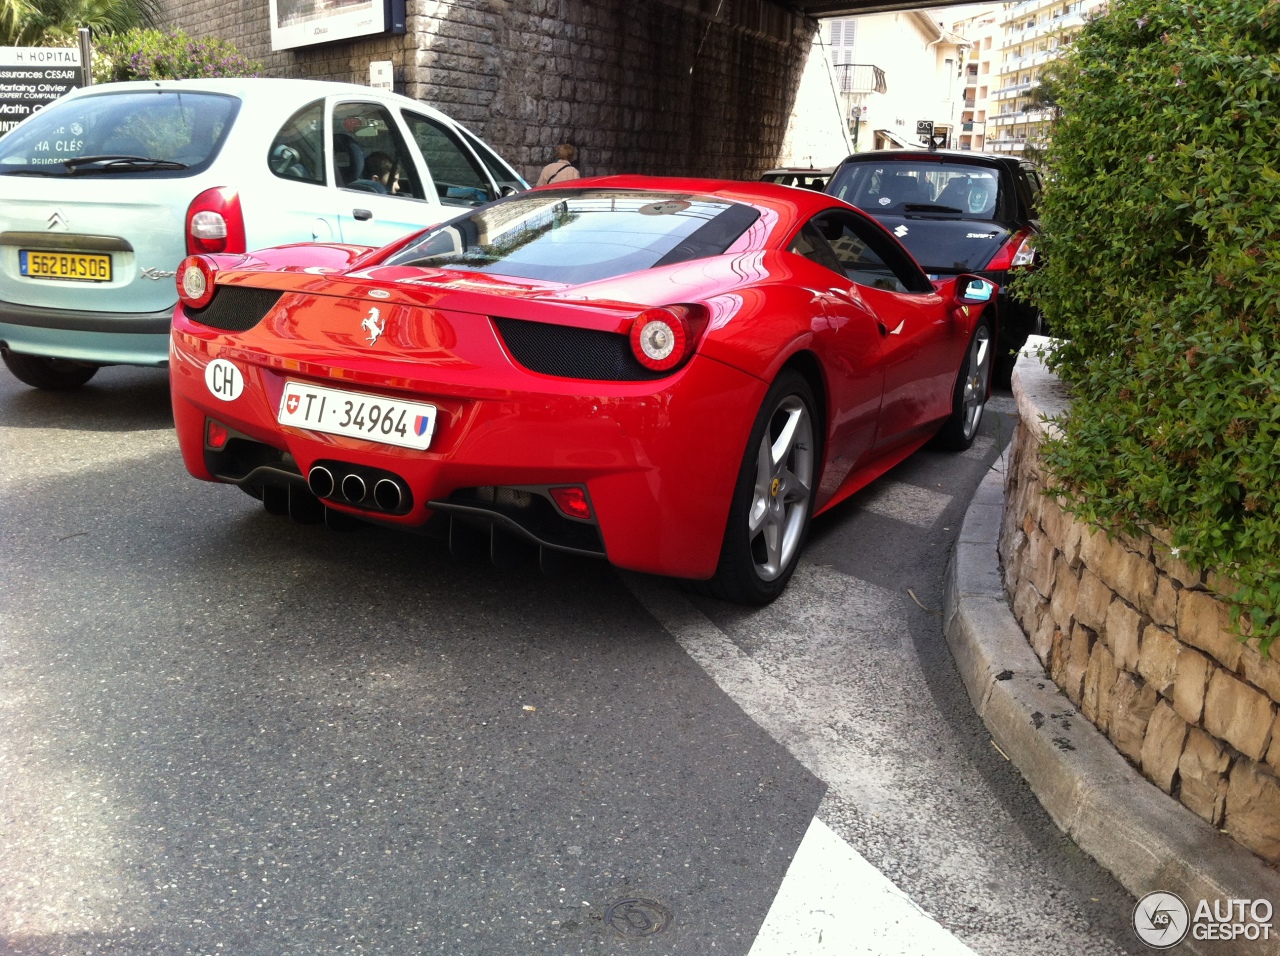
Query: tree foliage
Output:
[[1021, 0, 1280, 651], [1, 0, 156, 46], [91, 28, 260, 82]]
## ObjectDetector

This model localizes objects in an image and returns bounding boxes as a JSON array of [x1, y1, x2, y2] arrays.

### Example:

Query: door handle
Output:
[[353, 208, 373, 221]]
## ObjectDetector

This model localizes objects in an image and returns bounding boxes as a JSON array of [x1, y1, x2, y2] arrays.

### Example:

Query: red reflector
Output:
[[549, 486, 592, 520], [206, 420, 230, 449]]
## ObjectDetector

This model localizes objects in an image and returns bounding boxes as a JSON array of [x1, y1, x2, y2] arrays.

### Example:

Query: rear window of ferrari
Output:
[[388, 191, 761, 284]]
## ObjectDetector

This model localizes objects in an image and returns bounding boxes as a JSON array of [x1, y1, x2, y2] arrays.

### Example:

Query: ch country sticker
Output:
[[204, 358, 244, 402]]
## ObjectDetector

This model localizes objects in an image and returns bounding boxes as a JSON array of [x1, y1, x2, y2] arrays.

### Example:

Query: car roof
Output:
[[59, 77, 464, 126], [525, 174, 887, 248], [836, 149, 1028, 171], [545, 174, 849, 212], [762, 166, 835, 175]]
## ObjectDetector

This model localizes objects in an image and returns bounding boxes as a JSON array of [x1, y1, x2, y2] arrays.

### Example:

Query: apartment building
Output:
[[984, 0, 1106, 155], [953, 7, 1000, 152]]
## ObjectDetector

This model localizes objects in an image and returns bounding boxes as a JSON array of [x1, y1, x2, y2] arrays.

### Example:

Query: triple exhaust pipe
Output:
[[308, 464, 406, 513]]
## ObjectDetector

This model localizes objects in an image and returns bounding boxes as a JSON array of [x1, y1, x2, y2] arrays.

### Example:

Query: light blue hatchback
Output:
[[0, 77, 526, 389]]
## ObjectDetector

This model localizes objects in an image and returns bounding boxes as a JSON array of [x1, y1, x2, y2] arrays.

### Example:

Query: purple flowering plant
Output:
[[92, 29, 261, 82]]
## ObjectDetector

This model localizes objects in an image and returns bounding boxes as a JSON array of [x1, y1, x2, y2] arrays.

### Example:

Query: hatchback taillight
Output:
[[987, 228, 1036, 271], [186, 187, 246, 255]]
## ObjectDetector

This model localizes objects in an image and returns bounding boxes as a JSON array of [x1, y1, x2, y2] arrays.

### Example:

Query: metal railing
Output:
[[833, 63, 888, 95]]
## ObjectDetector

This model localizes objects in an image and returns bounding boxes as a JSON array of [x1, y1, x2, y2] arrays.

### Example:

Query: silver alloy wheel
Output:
[[747, 396, 814, 582], [961, 324, 992, 442]]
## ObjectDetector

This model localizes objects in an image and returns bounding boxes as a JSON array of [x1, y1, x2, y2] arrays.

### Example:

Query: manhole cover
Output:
[[604, 898, 672, 938]]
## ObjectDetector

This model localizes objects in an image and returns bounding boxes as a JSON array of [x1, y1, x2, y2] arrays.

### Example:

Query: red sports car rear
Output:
[[170, 177, 997, 603]]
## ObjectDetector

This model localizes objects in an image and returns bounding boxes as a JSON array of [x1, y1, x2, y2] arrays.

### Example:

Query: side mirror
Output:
[[956, 276, 996, 305]]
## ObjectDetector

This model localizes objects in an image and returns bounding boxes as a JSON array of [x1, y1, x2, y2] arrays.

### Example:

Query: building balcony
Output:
[[964, 98, 976, 108], [833, 63, 888, 95]]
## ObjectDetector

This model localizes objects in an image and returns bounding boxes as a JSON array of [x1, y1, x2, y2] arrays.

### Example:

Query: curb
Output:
[[943, 440, 1280, 956]]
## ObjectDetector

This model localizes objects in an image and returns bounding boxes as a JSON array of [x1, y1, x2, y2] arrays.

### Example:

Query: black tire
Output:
[[2, 350, 98, 390], [934, 317, 993, 451], [703, 370, 820, 605]]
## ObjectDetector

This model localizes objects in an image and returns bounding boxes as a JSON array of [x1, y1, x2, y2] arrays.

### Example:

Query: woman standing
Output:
[[536, 144, 581, 186]]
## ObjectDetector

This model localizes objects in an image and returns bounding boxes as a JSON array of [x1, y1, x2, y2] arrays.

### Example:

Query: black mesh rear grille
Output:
[[493, 316, 668, 382], [186, 287, 284, 333]]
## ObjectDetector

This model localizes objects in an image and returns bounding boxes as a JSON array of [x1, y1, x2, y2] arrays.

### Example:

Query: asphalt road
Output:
[[1, 365, 1145, 955]]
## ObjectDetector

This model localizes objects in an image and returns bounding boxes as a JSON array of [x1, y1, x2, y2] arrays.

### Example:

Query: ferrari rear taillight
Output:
[[176, 255, 217, 310], [987, 228, 1036, 271], [186, 187, 246, 255], [629, 306, 703, 372]]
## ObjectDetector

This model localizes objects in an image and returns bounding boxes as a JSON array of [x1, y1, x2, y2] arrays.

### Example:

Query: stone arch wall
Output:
[[151, 0, 815, 183], [1000, 356, 1280, 865]]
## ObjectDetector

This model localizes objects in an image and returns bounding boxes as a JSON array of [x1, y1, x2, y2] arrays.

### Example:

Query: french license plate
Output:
[[19, 249, 113, 282], [278, 381, 436, 451]]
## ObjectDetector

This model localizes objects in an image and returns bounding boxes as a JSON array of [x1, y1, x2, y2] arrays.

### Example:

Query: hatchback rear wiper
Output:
[[63, 155, 189, 172]]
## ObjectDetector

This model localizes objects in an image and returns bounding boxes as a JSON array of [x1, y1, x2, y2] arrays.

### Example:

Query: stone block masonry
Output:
[[152, 0, 815, 182], [999, 350, 1280, 865]]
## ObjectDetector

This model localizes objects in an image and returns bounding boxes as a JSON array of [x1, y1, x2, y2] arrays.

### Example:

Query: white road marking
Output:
[[623, 569, 978, 954], [959, 434, 998, 461], [855, 480, 952, 528], [748, 818, 978, 956], [985, 394, 1018, 416], [627, 563, 1127, 955]]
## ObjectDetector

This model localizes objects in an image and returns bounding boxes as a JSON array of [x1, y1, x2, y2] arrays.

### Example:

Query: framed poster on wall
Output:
[[269, 0, 405, 52]]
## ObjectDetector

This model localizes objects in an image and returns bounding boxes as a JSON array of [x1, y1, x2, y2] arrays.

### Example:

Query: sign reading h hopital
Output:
[[269, 0, 406, 51], [0, 47, 84, 136]]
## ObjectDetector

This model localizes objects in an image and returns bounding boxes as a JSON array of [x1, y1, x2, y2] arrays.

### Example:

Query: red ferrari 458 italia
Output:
[[170, 176, 997, 604]]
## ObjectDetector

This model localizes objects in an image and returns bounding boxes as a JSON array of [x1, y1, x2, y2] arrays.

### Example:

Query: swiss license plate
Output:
[[19, 249, 113, 282], [278, 381, 436, 451]]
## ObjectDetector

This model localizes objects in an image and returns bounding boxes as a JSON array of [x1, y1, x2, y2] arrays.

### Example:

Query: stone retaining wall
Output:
[[999, 349, 1280, 865], [152, 0, 815, 183]]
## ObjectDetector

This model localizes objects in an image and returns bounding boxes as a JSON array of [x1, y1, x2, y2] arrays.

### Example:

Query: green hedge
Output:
[[92, 28, 260, 83], [1021, 0, 1280, 651]]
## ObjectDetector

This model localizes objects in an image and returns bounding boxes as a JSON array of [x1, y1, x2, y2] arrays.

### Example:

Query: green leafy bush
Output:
[[1022, 0, 1280, 650], [92, 28, 260, 83]]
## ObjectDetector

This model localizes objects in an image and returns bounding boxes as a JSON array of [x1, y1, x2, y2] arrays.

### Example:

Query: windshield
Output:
[[0, 91, 239, 176], [388, 191, 761, 284], [827, 162, 1000, 220]]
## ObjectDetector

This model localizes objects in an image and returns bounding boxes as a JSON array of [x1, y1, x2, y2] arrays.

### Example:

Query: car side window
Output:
[[787, 223, 846, 276], [402, 111, 493, 206], [810, 211, 934, 294], [1020, 164, 1042, 217], [455, 124, 526, 192], [269, 100, 326, 186], [329, 102, 424, 200]]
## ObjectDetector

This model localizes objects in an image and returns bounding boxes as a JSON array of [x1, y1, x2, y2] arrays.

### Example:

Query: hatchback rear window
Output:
[[0, 91, 239, 176], [389, 191, 761, 284], [828, 162, 1001, 219]]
